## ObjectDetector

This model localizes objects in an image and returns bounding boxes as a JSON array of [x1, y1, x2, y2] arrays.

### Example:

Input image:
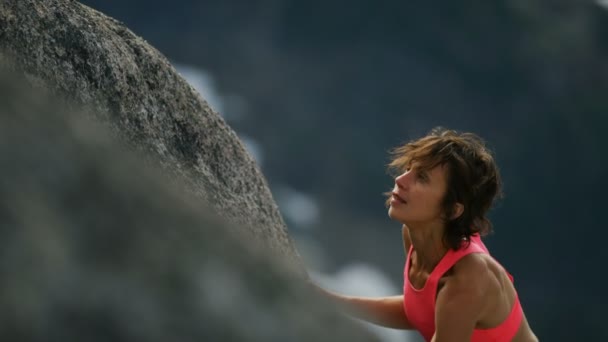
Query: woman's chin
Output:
[[388, 207, 406, 222]]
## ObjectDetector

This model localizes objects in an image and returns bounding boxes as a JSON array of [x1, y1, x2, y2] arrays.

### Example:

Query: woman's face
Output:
[[388, 163, 449, 226]]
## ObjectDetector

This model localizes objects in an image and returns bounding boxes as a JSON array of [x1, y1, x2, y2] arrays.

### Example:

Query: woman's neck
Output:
[[406, 221, 448, 273]]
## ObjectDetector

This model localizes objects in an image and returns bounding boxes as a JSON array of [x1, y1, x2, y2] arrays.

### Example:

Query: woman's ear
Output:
[[450, 202, 464, 220]]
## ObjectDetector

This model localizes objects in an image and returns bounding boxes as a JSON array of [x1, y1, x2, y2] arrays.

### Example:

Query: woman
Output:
[[314, 128, 538, 342]]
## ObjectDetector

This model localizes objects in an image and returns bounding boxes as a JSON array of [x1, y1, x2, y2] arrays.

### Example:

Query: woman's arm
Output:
[[432, 256, 492, 342], [311, 283, 414, 330]]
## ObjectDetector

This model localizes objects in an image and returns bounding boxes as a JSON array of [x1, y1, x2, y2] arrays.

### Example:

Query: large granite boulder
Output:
[[0, 0, 302, 273], [0, 71, 377, 341], [0, 1, 381, 340]]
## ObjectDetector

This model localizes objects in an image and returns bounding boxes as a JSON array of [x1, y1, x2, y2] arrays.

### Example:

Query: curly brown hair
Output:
[[386, 127, 503, 250]]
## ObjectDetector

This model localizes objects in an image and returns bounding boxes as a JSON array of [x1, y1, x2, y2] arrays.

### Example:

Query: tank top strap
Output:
[[428, 237, 488, 283]]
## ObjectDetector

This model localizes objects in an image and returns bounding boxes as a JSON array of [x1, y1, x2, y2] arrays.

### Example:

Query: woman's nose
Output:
[[395, 171, 409, 189]]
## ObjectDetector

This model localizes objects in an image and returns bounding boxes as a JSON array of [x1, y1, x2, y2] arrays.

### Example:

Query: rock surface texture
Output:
[[0, 0, 303, 272], [0, 72, 377, 341]]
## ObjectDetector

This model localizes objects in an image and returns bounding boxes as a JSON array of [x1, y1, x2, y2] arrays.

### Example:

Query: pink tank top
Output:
[[403, 235, 523, 342]]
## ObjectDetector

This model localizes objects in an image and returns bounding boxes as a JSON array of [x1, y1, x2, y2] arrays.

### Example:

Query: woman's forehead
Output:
[[411, 160, 449, 181]]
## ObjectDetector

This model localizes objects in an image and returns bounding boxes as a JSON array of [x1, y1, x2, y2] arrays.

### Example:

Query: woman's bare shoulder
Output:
[[447, 252, 507, 302], [451, 253, 498, 287]]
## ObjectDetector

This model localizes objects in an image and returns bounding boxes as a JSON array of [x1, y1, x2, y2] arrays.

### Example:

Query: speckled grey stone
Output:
[[0, 71, 378, 341], [0, 0, 303, 274]]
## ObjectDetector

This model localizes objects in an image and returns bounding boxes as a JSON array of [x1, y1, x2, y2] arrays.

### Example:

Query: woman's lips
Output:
[[391, 192, 406, 204]]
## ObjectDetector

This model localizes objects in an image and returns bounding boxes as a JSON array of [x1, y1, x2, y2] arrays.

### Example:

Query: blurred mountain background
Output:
[[79, 1, 608, 340]]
